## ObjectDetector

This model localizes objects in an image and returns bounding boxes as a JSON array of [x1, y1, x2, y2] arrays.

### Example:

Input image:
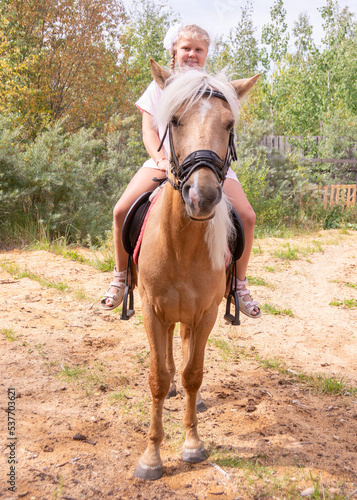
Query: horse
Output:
[[134, 59, 259, 481]]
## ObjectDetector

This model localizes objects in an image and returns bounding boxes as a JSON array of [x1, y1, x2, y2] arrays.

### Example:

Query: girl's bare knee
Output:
[[240, 206, 256, 229], [113, 202, 127, 226]]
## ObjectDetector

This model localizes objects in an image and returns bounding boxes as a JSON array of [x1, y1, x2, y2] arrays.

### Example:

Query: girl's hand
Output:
[[156, 158, 169, 173]]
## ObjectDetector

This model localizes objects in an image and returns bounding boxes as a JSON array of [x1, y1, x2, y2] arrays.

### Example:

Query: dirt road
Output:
[[1, 229, 356, 499]]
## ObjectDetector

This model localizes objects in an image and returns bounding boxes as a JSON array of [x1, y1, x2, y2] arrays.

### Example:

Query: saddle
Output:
[[120, 190, 245, 324]]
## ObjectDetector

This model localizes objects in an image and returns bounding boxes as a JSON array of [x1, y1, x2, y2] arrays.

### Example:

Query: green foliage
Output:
[[261, 303, 294, 316], [207, 1, 260, 78], [121, 0, 179, 104], [234, 118, 310, 230], [319, 108, 357, 167], [323, 205, 357, 230], [0, 113, 146, 247], [261, 0, 290, 71]]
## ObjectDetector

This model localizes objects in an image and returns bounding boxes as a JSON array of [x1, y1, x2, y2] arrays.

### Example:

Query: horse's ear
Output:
[[150, 58, 171, 89], [230, 74, 260, 99]]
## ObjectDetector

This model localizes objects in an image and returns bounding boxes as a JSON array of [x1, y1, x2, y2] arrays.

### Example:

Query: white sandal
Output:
[[100, 267, 127, 311], [236, 278, 262, 318]]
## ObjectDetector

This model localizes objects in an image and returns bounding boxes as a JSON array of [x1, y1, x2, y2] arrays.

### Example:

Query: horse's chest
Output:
[[139, 263, 225, 324]]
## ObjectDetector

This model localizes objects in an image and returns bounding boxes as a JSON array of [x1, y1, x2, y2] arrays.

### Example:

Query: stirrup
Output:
[[224, 265, 240, 326], [120, 255, 135, 320]]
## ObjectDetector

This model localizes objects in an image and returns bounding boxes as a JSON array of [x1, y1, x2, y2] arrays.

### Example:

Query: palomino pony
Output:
[[134, 59, 259, 480]]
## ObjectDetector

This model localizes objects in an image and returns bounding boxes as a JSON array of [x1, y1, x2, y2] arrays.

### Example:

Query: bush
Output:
[[234, 119, 310, 230], [0, 114, 147, 248]]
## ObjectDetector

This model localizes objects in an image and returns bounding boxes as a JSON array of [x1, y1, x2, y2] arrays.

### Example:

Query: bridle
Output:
[[157, 89, 237, 194]]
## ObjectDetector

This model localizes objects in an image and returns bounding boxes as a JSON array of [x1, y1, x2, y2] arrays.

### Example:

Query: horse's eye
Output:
[[226, 121, 235, 131], [171, 117, 180, 127]]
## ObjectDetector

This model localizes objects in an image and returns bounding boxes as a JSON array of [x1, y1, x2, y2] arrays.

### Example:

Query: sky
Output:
[[155, 0, 354, 49]]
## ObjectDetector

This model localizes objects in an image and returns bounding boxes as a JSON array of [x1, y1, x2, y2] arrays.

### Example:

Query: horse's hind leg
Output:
[[166, 324, 177, 398], [196, 391, 207, 413]]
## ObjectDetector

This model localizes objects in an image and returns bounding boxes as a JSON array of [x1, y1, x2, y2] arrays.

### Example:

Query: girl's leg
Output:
[[102, 167, 167, 309], [223, 178, 260, 316]]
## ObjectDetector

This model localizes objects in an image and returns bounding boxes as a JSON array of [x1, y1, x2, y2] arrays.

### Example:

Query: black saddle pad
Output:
[[229, 205, 245, 261], [122, 191, 152, 256]]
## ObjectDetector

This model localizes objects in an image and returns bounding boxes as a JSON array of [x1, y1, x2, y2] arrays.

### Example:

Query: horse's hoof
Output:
[[182, 446, 208, 463], [166, 388, 177, 399], [134, 463, 163, 481], [196, 400, 207, 413]]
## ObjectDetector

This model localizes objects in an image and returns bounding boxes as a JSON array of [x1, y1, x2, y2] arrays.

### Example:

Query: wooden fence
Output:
[[307, 184, 357, 210], [259, 135, 357, 188], [260, 136, 356, 163], [260, 135, 325, 154]]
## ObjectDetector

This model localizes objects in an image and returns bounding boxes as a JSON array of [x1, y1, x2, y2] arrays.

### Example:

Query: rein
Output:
[[157, 88, 237, 194]]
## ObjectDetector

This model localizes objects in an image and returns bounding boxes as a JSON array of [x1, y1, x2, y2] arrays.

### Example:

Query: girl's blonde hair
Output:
[[170, 25, 210, 72]]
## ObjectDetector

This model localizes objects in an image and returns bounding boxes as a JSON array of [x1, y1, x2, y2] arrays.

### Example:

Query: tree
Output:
[[207, 1, 260, 79], [0, 0, 39, 114], [1, 0, 128, 132], [293, 12, 315, 60], [121, 0, 179, 106], [228, 0, 260, 78], [261, 0, 290, 72]]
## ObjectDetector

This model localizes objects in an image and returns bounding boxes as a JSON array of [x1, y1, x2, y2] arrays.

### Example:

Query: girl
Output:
[[101, 24, 261, 318]]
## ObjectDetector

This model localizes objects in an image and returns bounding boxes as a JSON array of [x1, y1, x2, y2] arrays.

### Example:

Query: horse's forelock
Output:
[[154, 70, 239, 127]]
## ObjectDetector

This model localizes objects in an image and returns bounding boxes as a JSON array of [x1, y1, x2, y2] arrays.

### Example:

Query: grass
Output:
[[261, 303, 294, 316], [27, 231, 116, 272], [256, 355, 357, 397], [207, 336, 242, 363], [263, 265, 276, 272], [329, 298, 357, 308], [133, 350, 150, 368], [209, 445, 345, 499], [0, 261, 70, 293], [345, 282, 357, 289], [246, 274, 271, 287], [59, 362, 108, 396], [252, 243, 263, 255], [271, 239, 328, 262], [0, 260, 96, 302], [1, 327, 18, 341], [272, 243, 300, 260]]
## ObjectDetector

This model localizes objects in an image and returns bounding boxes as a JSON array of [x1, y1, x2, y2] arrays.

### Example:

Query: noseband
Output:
[[158, 89, 237, 194]]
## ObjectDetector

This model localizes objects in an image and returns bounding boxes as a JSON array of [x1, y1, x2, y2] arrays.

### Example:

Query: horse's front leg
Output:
[[134, 305, 171, 481], [180, 312, 216, 463]]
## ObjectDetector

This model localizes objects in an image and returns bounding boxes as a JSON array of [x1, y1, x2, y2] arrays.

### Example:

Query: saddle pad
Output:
[[121, 191, 152, 256], [132, 189, 163, 265], [229, 205, 245, 261]]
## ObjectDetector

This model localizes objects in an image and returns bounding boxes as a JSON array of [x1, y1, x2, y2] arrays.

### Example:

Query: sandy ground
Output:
[[0, 229, 357, 499]]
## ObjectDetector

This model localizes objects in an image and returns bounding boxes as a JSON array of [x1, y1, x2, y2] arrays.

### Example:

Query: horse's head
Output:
[[151, 59, 259, 221]]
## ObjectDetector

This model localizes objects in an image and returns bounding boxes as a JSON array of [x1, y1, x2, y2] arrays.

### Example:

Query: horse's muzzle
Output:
[[182, 169, 222, 220]]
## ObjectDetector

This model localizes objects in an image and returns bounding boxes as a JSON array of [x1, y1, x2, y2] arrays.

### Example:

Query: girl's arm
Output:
[[142, 111, 169, 171]]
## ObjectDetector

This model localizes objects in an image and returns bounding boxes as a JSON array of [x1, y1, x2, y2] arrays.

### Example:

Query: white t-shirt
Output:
[[135, 80, 170, 160]]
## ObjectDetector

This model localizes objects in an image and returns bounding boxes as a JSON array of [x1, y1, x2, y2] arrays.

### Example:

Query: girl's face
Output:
[[175, 37, 209, 70]]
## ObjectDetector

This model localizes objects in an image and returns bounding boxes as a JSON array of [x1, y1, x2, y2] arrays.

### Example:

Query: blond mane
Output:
[[154, 70, 239, 127]]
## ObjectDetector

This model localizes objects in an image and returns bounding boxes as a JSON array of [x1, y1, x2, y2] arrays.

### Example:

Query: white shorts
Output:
[[141, 158, 239, 183]]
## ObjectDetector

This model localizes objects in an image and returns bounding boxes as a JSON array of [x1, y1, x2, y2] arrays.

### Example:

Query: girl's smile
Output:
[[176, 37, 209, 69]]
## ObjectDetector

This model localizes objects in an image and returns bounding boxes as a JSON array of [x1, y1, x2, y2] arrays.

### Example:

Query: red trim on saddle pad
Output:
[[133, 189, 163, 265]]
